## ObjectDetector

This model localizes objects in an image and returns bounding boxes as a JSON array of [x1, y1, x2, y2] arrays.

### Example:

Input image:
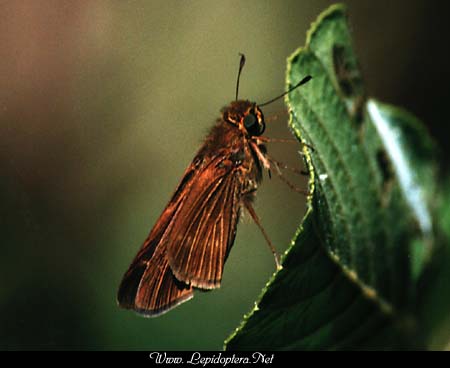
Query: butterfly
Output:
[[117, 54, 311, 316]]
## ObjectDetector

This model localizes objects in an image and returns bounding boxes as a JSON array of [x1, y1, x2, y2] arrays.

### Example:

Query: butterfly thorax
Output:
[[189, 100, 267, 202]]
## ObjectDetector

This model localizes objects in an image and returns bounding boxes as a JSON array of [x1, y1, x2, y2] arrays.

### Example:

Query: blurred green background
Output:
[[1, 0, 449, 350]]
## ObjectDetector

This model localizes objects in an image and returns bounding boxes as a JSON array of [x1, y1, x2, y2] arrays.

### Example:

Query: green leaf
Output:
[[417, 183, 450, 349], [225, 4, 448, 350]]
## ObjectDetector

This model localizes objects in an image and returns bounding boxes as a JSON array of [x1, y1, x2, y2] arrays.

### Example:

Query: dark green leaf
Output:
[[225, 4, 448, 350]]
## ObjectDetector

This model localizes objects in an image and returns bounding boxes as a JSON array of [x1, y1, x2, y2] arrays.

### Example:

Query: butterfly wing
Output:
[[166, 156, 242, 289], [117, 151, 243, 315], [117, 162, 197, 316], [132, 244, 194, 316]]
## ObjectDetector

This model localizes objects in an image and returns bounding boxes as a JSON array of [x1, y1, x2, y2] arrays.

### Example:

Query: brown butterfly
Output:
[[117, 54, 311, 316]]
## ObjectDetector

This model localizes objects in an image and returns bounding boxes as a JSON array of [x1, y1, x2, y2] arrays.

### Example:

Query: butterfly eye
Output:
[[243, 112, 265, 136], [243, 113, 257, 129]]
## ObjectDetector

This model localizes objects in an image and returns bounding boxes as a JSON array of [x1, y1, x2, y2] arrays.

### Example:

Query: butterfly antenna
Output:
[[235, 53, 246, 101], [259, 75, 312, 107]]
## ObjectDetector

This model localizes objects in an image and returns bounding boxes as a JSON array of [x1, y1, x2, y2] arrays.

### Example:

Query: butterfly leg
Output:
[[266, 157, 310, 196], [249, 139, 310, 195], [257, 136, 315, 152], [243, 198, 281, 270], [268, 157, 309, 176]]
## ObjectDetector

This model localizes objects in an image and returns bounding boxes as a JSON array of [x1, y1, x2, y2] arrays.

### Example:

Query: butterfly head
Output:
[[222, 100, 265, 137]]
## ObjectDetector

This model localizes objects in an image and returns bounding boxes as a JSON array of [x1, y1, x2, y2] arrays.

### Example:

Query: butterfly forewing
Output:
[[166, 159, 242, 289], [117, 123, 248, 315]]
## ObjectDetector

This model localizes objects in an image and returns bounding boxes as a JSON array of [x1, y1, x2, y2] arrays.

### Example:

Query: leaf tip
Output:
[[306, 3, 349, 46]]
